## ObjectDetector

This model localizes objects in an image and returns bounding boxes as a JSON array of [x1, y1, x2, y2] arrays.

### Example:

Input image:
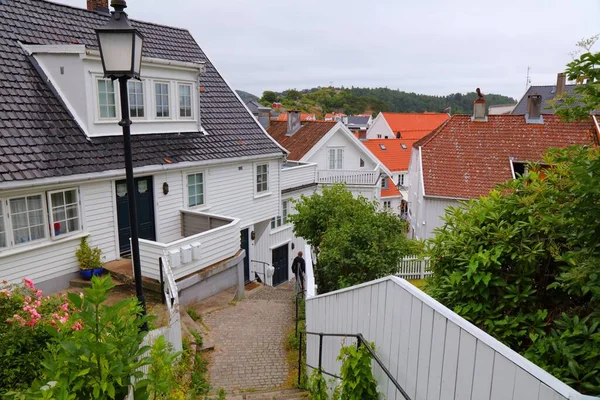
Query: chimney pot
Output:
[[87, 0, 109, 13], [286, 110, 301, 136], [556, 73, 566, 97], [526, 93, 543, 122], [472, 98, 487, 121]]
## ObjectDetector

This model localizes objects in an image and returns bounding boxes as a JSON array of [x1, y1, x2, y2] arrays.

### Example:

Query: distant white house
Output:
[[408, 96, 599, 240], [366, 112, 449, 140]]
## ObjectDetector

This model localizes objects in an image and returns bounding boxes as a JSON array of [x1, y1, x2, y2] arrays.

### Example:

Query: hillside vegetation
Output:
[[259, 87, 517, 117]]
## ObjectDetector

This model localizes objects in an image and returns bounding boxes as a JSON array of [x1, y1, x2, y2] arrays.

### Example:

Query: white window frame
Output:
[[7, 194, 48, 247], [47, 188, 82, 239], [382, 178, 389, 189], [359, 158, 365, 168], [127, 80, 146, 120], [384, 201, 392, 209], [178, 83, 194, 119], [186, 171, 206, 208], [96, 77, 119, 121], [154, 81, 171, 119], [328, 147, 344, 170], [255, 163, 269, 195], [271, 200, 290, 229], [0, 201, 7, 249]]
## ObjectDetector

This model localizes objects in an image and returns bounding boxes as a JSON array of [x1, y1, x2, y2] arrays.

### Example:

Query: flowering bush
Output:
[[0, 278, 78, 394]]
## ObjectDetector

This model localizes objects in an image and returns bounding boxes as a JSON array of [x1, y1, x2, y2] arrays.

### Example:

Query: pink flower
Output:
[[71, 322, 83, 331], [61, 303, 69, 311], [23, 278, 34, 290], [34, 301, 41, 308], [52, 313, 59, 320], [24, 296, 31, 303], [0, 289, 10, 298], [6, 318, 12, 324], [36, 290, 43, 298]]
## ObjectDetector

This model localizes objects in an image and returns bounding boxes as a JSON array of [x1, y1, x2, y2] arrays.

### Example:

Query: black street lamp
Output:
[[96, 0, 147, 330]]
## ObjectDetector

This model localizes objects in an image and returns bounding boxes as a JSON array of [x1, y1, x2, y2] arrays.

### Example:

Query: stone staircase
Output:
[[227, 388, 308, 399]]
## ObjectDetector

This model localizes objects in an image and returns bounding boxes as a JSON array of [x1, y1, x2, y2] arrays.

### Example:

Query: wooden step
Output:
[[103, 259, 162, 293], [227, 388, 308, 400]]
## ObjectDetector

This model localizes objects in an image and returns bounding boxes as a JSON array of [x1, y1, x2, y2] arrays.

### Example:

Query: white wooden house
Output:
[[408, 97, 600, 240], [0, 0, 290, 299]]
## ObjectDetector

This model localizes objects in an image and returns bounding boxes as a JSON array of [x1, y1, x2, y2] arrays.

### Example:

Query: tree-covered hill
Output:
[[258, 87, 517, 117]]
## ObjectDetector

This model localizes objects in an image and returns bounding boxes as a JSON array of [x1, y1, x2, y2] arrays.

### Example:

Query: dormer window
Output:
[[128, 81, 145, 118], [155, 82, 170, 118], [179, 83, 193, 118], [97, 78, 117, 119]]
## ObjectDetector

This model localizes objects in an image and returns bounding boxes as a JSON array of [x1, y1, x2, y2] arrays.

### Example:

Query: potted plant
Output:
[[75, 237, 104, 280]]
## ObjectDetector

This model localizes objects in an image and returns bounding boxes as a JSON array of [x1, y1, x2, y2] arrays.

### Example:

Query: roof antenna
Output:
[[525, 66, 531, 93]]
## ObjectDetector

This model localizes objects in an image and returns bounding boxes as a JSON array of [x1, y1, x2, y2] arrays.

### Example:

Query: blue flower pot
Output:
[[79, 269, 93, 280], [92, 267, 104, 277]]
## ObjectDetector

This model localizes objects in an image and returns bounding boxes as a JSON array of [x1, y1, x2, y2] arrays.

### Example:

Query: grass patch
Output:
[[187, 308, 202, 323], [408, 279, 427, 290]]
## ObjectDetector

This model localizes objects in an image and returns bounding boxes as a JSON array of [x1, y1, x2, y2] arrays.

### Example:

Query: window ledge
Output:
[[270, 225, 292, 235], [0, 232, 88, 259], [187, 205, 211, 212], [253, 192, 272, 199]]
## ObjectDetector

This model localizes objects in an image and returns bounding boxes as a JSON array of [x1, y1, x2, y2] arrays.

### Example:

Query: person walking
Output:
[[291, 250, 306, 292]]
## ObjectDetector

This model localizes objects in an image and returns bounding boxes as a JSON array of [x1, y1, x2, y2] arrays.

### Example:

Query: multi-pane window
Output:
[[187, 173, 205, 207], [128, 81, 145, 118], [49, 189, 80, 237], [256, 164, 268, 193], [97, 79, 116, 119], [384, 201, 392, 209], [382, 178, 389, 189], [179, 84, 193, 118], [0, 203, 6, 248], [328, 148, 343, 170], [10, 195, 45, 244], [398, 174, 405, 186], [271, 200, 289, 229], [155, 82, 170, 118]]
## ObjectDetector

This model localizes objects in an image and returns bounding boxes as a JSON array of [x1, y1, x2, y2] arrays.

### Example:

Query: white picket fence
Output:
[[396, 256, 431, 280], [127, 254, 182, 399]]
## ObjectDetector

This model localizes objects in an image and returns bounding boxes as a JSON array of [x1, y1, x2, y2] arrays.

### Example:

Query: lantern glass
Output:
[[97, 30, 135, 75], [132, 31, 143, 76]]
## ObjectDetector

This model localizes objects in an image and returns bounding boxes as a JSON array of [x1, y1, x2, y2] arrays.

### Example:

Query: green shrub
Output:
[[336, 342, 378, 400], [75, 236, 103, 270]]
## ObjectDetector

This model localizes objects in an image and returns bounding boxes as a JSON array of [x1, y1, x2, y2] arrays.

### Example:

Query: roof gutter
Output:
[[418, 146, 425, 197], [0, 153, 284, 191]]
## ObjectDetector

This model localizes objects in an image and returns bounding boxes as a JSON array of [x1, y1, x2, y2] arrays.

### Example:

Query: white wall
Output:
[[303, 126, 377, 171], [281, 163, 317, 191], [366, 113, 394, 139], [306, 277, 591, 400]]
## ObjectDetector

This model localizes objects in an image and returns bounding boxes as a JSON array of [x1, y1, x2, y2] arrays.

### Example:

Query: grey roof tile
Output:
[[0, 0, 283, 182], [511, 85, 577, 115]]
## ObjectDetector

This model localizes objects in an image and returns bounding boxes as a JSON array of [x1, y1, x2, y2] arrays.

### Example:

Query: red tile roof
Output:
[[275, 113, 316, 122], [266, 121, 338, 160], [362, 139, 417, 172], [381, 177, 401, 197], [381, 112, 450, 139], [415, 114, 598, 199]]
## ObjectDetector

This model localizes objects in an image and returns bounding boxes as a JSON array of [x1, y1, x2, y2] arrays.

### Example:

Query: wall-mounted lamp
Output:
[[291, 243, 295, 250], [162, 182, 169, 195], [251, 231, 256, 240]]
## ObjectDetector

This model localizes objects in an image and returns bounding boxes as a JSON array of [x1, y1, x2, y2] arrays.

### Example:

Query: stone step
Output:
[[103, 259, 162, 293], [227, 388, 309, 400], [69, 272, 127, 289]]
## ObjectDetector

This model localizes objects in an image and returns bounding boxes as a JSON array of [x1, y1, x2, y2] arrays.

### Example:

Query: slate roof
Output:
[[266, 121, 338, 161], [511, 85, 577, 115], [414, 114, 598, 199], [347, 116, 370, 127], [380, 112, 450, 139], [362, 139, 416, 172], [0, 0, 283, 183]]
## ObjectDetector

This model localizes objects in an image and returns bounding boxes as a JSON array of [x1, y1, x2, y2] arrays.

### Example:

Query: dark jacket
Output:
[[291, 256, 305, 276]]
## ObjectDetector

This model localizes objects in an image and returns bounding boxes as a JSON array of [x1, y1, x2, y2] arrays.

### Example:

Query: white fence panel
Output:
[[397, 256, 431, 280], [306, 276, 599, 400]]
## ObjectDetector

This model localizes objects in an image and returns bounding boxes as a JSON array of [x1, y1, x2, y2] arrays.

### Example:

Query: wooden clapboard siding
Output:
[[154, 171, 185, 244], [305, 276, 588, 400], [281, 162, 316, 190]]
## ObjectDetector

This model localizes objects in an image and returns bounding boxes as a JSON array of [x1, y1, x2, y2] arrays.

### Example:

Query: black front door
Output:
[[271, 244, 289, 287], [116, 176, 156, 255], [240, 228, 250, 282]]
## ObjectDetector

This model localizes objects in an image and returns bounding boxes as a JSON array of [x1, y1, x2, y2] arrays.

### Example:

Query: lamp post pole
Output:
[[118, 75, 148, 331]]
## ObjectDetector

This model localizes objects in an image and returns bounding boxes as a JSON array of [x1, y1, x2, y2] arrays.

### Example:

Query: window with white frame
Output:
[[187, 173, 205, 207], [383, 200, 392, 209], [9, 195, 46, 245], [359, 158, 365, 168], [0, 202, 6, 248], [97, 78, 117, 119], [128, 80, 145, 118], [271, 200, 289, 229], [256, 164, 269, 193], [178, 83, 193, 118], [48, 189, 80, 237], [398, 174, 405, 186], [155, 82, 170, 118], [328, 148, 343, 170], [381, 178, 388, 189]]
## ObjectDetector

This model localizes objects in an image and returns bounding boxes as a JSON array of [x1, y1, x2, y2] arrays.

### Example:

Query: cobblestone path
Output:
[[203, 282, 296, 393]]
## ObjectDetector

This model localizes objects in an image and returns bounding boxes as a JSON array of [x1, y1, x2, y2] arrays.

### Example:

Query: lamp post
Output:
[[96, 0, 147, 330]]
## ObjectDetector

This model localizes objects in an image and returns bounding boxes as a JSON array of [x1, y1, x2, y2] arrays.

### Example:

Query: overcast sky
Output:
[[58, 0, 599, 99]]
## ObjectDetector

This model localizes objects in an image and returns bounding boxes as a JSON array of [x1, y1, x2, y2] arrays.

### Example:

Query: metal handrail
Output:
[[299, 331, 411, 400], [250, 259, 269, 283]]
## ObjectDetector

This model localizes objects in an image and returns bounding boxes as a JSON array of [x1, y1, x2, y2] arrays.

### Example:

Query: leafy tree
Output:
[[261, 90, 278, 104], [285, 89, 302, 101], [426, 147, 600, 395], [289, 184, 415, 293]]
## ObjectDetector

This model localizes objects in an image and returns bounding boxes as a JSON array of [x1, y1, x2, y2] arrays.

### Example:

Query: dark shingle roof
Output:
[[511, 85, 577, 115], [266, 121, 338, 161], [347, 116, 370, 126], [0, 0, 283, 182]]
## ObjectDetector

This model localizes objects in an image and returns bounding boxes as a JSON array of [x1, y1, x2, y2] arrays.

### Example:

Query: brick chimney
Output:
[[526, 93, 543, 122], [286, 111, 301, 136], [472, 97, 486, 121], [556, 73, 566, 97], [87, 0, 109, 13]]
